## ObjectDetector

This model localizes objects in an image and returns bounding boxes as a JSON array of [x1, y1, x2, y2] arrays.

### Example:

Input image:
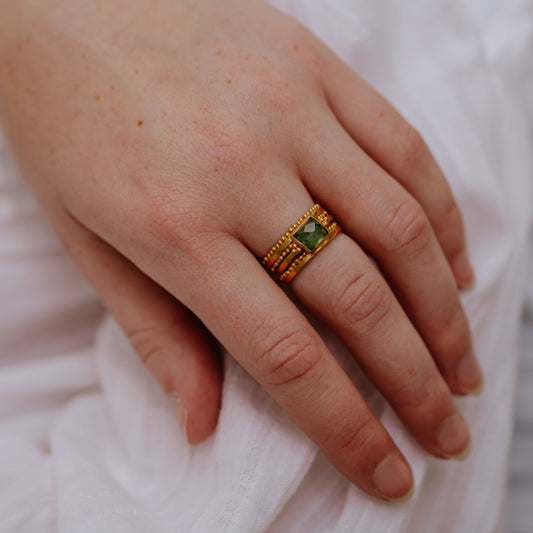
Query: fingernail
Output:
[[372, 453, 414, 501], [436, 413, 471, 459], [453, 251, 475, 290], [457, 352, 484, 395], [172, 396, 189, 442], [469, 380, 484, 396], [453, 439, 473, 461]]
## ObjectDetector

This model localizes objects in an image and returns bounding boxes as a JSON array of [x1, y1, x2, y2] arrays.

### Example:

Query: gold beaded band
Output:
[[262, 204, 342, 283]]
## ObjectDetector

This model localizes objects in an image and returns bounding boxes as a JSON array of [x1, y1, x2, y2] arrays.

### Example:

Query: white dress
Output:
[[1, 0, 532, 531]]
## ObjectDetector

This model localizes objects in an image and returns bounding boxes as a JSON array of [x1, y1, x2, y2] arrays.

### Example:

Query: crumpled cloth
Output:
[[1, 0, 532, 532]]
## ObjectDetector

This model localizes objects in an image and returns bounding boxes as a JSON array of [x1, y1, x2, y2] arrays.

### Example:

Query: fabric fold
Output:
[[1, 0, 532, 531]]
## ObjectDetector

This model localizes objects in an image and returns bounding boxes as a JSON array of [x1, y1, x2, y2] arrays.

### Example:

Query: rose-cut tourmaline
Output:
[[292, 217, 329, 251]]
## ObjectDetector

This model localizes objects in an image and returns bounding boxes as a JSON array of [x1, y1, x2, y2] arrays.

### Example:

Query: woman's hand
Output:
[[0, 0, 482, 501]]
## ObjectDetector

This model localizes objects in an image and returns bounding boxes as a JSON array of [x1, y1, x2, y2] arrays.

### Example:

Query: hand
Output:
[[0, 0, 482, 501]]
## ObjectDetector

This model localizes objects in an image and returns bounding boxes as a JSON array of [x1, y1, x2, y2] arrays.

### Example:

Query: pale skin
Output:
[[0, 0, 483, 502]]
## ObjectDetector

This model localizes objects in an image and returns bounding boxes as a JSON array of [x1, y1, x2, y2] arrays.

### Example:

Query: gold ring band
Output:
[[262, 203, 342, 283]]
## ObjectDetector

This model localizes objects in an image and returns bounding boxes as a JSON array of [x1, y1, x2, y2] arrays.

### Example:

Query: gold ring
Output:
[[262, 203, 342, 283]]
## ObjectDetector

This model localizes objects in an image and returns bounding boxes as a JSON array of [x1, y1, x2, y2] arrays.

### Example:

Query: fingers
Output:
[[55, 211, 223, 444], [294, 107, 483, 396], [236, 173, 471, 459], [158, 232, 414, 500], [291, 234, 471, 459], [318, 50, 475, 288]]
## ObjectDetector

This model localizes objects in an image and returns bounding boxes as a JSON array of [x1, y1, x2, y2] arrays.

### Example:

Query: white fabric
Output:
[[1, 0, 532, 531], [509, 247, 533, 532]]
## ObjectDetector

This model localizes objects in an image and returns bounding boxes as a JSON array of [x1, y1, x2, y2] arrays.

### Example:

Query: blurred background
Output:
[[510, 245, 533, 533]]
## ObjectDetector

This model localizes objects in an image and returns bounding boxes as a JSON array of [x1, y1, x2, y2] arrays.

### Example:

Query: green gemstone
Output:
[[293, 217, 329, 251]]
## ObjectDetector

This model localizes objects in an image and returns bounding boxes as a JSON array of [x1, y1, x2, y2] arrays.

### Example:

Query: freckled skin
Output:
[[0, 0, 476, 500]]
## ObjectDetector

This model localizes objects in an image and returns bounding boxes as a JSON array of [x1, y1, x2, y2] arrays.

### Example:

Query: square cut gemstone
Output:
[[293, 216, 329, 251]]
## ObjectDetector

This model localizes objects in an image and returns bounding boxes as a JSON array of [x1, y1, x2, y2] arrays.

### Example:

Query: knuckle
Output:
[[127, 324, 181, 396], [434, 305, 471, 356], [393, 371, 450, 415], [385, 199, 432, 254], [139, 180, 205, 253], [192, 109, 256, 178], [338, 416, 381, 458], [255, 328, 323, 387], [127, 324, 166, 366], [142, 187, 218, 258], [396, 124, 428, 171], [333, 272, 392, 334]]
